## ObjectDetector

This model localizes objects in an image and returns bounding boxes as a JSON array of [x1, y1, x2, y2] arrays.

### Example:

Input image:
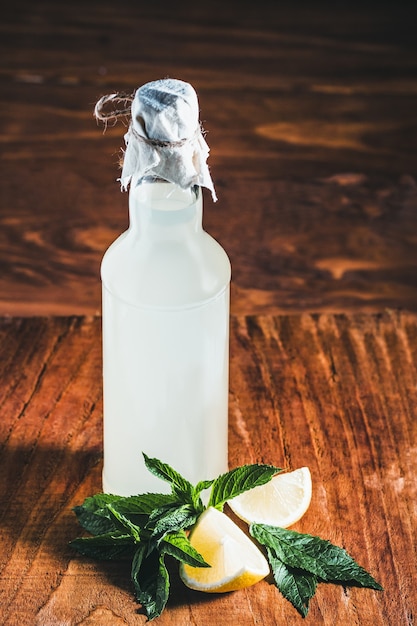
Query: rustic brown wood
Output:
[[0, 314, 415, 625], [1, 2, 417, 623], [1, 2, 417, 315]]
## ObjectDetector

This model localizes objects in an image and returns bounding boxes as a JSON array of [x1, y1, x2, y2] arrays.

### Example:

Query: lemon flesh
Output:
[[179, 507, 269, 593], [228, 467, 312, 528]]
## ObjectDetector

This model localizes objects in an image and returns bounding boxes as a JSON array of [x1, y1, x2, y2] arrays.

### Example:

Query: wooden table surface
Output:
[[1, 1, 417, 624], [1, 314, 416, 625]]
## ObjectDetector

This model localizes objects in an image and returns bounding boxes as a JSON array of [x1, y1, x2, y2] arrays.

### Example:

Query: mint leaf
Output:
[[148, 503, 199, 539], [73, 493, 123, 535], [195, 479, 214, 495], [107, 504, 142, 542], [160, 530, 210, 567], [208, 464, 282, 510], [131, 544, 170, 620], [251, 524, 383, 590], [193, 479, 214, 511], [113, 493, 178, 517], [252, 524, 328, 578], [143, 454, 194, 503], [263, 544, 317, 617], [70, 532, 135, 560]]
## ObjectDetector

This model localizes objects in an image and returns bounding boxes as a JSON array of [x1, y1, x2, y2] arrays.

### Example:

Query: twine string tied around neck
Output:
[[93, 80, 217, 201]]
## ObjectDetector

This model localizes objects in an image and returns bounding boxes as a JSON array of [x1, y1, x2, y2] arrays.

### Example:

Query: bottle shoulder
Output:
[[101, 228, 231, 308]]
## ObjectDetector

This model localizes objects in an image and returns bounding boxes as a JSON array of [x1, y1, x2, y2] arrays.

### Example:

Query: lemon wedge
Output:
[[179, 507, 269, 593], [228, 467, 312, 528]]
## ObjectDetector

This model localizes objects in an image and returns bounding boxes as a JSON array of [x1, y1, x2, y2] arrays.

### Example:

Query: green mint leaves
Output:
[[250, 524, 383, 617], [70, 454, 382, 620], [70, 454, 281, 620]]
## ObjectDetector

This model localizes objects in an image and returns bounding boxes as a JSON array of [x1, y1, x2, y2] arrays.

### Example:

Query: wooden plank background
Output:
[[1, 1, 417, 316], [0, 314, 415, 624]]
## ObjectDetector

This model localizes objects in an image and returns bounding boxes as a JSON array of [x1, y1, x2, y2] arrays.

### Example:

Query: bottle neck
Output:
[[128, 176, 203, 237]]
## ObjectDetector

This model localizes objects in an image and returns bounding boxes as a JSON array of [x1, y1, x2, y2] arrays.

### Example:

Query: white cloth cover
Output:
[[120, 78, 217, 201]]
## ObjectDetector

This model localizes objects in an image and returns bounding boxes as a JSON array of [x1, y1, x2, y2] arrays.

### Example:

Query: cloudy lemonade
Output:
[[101, 181, 231, 495]]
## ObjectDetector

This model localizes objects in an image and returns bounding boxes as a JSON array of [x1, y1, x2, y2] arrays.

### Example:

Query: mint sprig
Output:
[[70, 453, 382, 620], [131, 545, 170, 621], [143, 454, 199, 507], [250, 524, 382, 617], [70, 532, 136, 561]]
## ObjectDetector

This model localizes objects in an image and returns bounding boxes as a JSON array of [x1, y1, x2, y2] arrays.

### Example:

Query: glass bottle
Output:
[[101, 175, 231, 495]]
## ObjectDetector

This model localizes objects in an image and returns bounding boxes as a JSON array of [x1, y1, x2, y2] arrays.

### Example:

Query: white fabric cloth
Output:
[[120, 79, 217, 201]]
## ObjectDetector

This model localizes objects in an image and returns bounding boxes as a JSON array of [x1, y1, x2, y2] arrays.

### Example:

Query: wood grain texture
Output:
[[0, 314, 415, 625], [1, 1, 417, 315]]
